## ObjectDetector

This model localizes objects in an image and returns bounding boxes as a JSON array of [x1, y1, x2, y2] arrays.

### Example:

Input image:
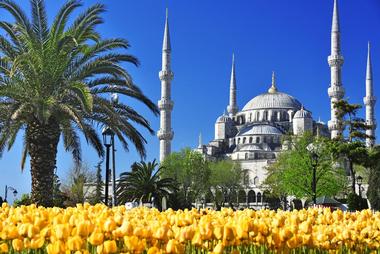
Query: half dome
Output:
[[237, 124, 283, 136]]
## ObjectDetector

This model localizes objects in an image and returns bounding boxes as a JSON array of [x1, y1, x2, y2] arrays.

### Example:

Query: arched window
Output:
[[248, 190, 256, 203], [256, 137, 260, 143], [245, 153, 248, 160], [256, 111, 260, 121], [257, 192, 262, 203], [277, 111, 282, 121], [263, 111, 268, 121], [263, 136, 267, 143], [254, 177, 259, 186], [237, 138, 240, 144], [243, 137, 246, 144], [249, 113, 252, 122], [272, 111, 277, 121], [238, 190, 246, 204], [249, 137, 253, 143]]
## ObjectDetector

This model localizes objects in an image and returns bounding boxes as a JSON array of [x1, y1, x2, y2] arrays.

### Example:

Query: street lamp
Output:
[[306, 143, 319, 205], [111, 92, 118, 207], [356, 175, 363, 198], [4, 185, 17, 203], [102, 126, 114, 206]]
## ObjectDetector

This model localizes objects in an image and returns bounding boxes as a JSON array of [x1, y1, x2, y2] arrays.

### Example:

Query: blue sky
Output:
[[0, 0, 379, 202]]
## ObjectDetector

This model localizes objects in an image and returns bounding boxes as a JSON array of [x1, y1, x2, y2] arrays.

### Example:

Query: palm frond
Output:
[[31, 0, 49, 42]]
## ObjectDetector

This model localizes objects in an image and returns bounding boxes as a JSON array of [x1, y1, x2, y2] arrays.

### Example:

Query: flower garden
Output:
[[0, 203, 379, 254]]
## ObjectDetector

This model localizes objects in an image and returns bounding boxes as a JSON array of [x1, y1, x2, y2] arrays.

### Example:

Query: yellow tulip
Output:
[[88, 232, 104, 246], [30, 237, 45, 249], [68, 236, 83, 251], [147, 246, 161, 254], [77, 221, 89, 237], [166, 239, 180, 254], [55, 224, 70, 240], [103, 240, 117, 253], [0, 243, 8, 253], [213, 242, 224, 254], [12, 239, 24, 252]]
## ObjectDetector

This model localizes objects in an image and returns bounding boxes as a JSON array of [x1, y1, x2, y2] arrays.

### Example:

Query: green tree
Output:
[[89, 161, 103, 205], [116, 160, 176, 208], [366, 146, 380, 210], [160, 148, 211, 208], [0, 0, 158, 206], [52, 174, 67, 207], [13, 193, 32, 206], [331, 99, 372, 192], [62, 163, 96, 206], [208, 160, 242, 209], [264, 132, 347, 201]]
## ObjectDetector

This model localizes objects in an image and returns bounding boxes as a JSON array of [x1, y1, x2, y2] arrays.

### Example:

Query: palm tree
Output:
[[0, 0, 159, 206], [117, 160, 176, 207]]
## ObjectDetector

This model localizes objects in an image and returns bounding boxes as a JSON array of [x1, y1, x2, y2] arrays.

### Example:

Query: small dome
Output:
[[237, 124, 283, 136], [216, 113, 232, 123], [294, 107, 312, 119]]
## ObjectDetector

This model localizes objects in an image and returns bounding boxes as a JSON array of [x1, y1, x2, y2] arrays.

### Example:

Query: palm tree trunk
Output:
[[27, 118, 60, 207]]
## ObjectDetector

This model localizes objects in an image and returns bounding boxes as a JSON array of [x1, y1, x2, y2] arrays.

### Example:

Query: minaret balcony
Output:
[[364, 96, 377, 106], [328, 119, 340, 131], [328, 55, 344, 66], [366, 120, 377, 129], [328, 86, 344, 99], [159, 70, 174, 81], [158, 99, 174, 110], [157, 129, 174, 140]]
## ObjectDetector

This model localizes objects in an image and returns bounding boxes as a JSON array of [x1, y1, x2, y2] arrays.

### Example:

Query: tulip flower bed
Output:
[[0, 203, 379, 254]]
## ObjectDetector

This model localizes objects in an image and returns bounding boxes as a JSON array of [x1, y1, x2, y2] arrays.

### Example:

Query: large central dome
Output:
[[242, 91, 302, 111], [242, 72, 302, 111]]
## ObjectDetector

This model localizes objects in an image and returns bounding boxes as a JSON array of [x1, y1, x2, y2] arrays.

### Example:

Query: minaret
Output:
[[363, 42, 376, 147], [227, 54, 238, 117], [327, 0, 345, 139], [158, 9, 174, 162]]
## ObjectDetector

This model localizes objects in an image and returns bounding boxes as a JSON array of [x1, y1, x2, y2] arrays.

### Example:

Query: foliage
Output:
[[87, 161, 104, 205], [12, 194, 32, 207], [0, 0, 158, 206], [208, 160, 243, 209], [160, 148, 211, 208], [331, 99, 372, 192], [116, 160, 177, 208], [62, 163, 96, 207], [367, 146, 380, 210], [1, 204, 380, 253], [347, 192, 368, 211], [52, 174, 67, 207], [264, 132, 347, 200]]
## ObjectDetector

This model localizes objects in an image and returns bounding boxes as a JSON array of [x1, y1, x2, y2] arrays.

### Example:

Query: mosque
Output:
[[157, 0, 376, 208]]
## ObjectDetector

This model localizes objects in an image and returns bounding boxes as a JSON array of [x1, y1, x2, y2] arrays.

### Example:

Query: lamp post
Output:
[[102, 127, 114, 206], [4, 185, 17, 203], [306, 143, 319, 205], [111, 92, 118, 207]]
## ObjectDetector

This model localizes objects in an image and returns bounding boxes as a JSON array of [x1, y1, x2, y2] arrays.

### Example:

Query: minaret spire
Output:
[[364, 42, 376, 147], [327, 0, 345, 139], [158, 8, 174, 162], [227, 54, 238, 117], [198, 133, 202, 148]]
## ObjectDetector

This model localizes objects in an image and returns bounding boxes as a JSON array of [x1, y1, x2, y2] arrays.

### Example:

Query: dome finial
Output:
[[268, 71, 278, 93]]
